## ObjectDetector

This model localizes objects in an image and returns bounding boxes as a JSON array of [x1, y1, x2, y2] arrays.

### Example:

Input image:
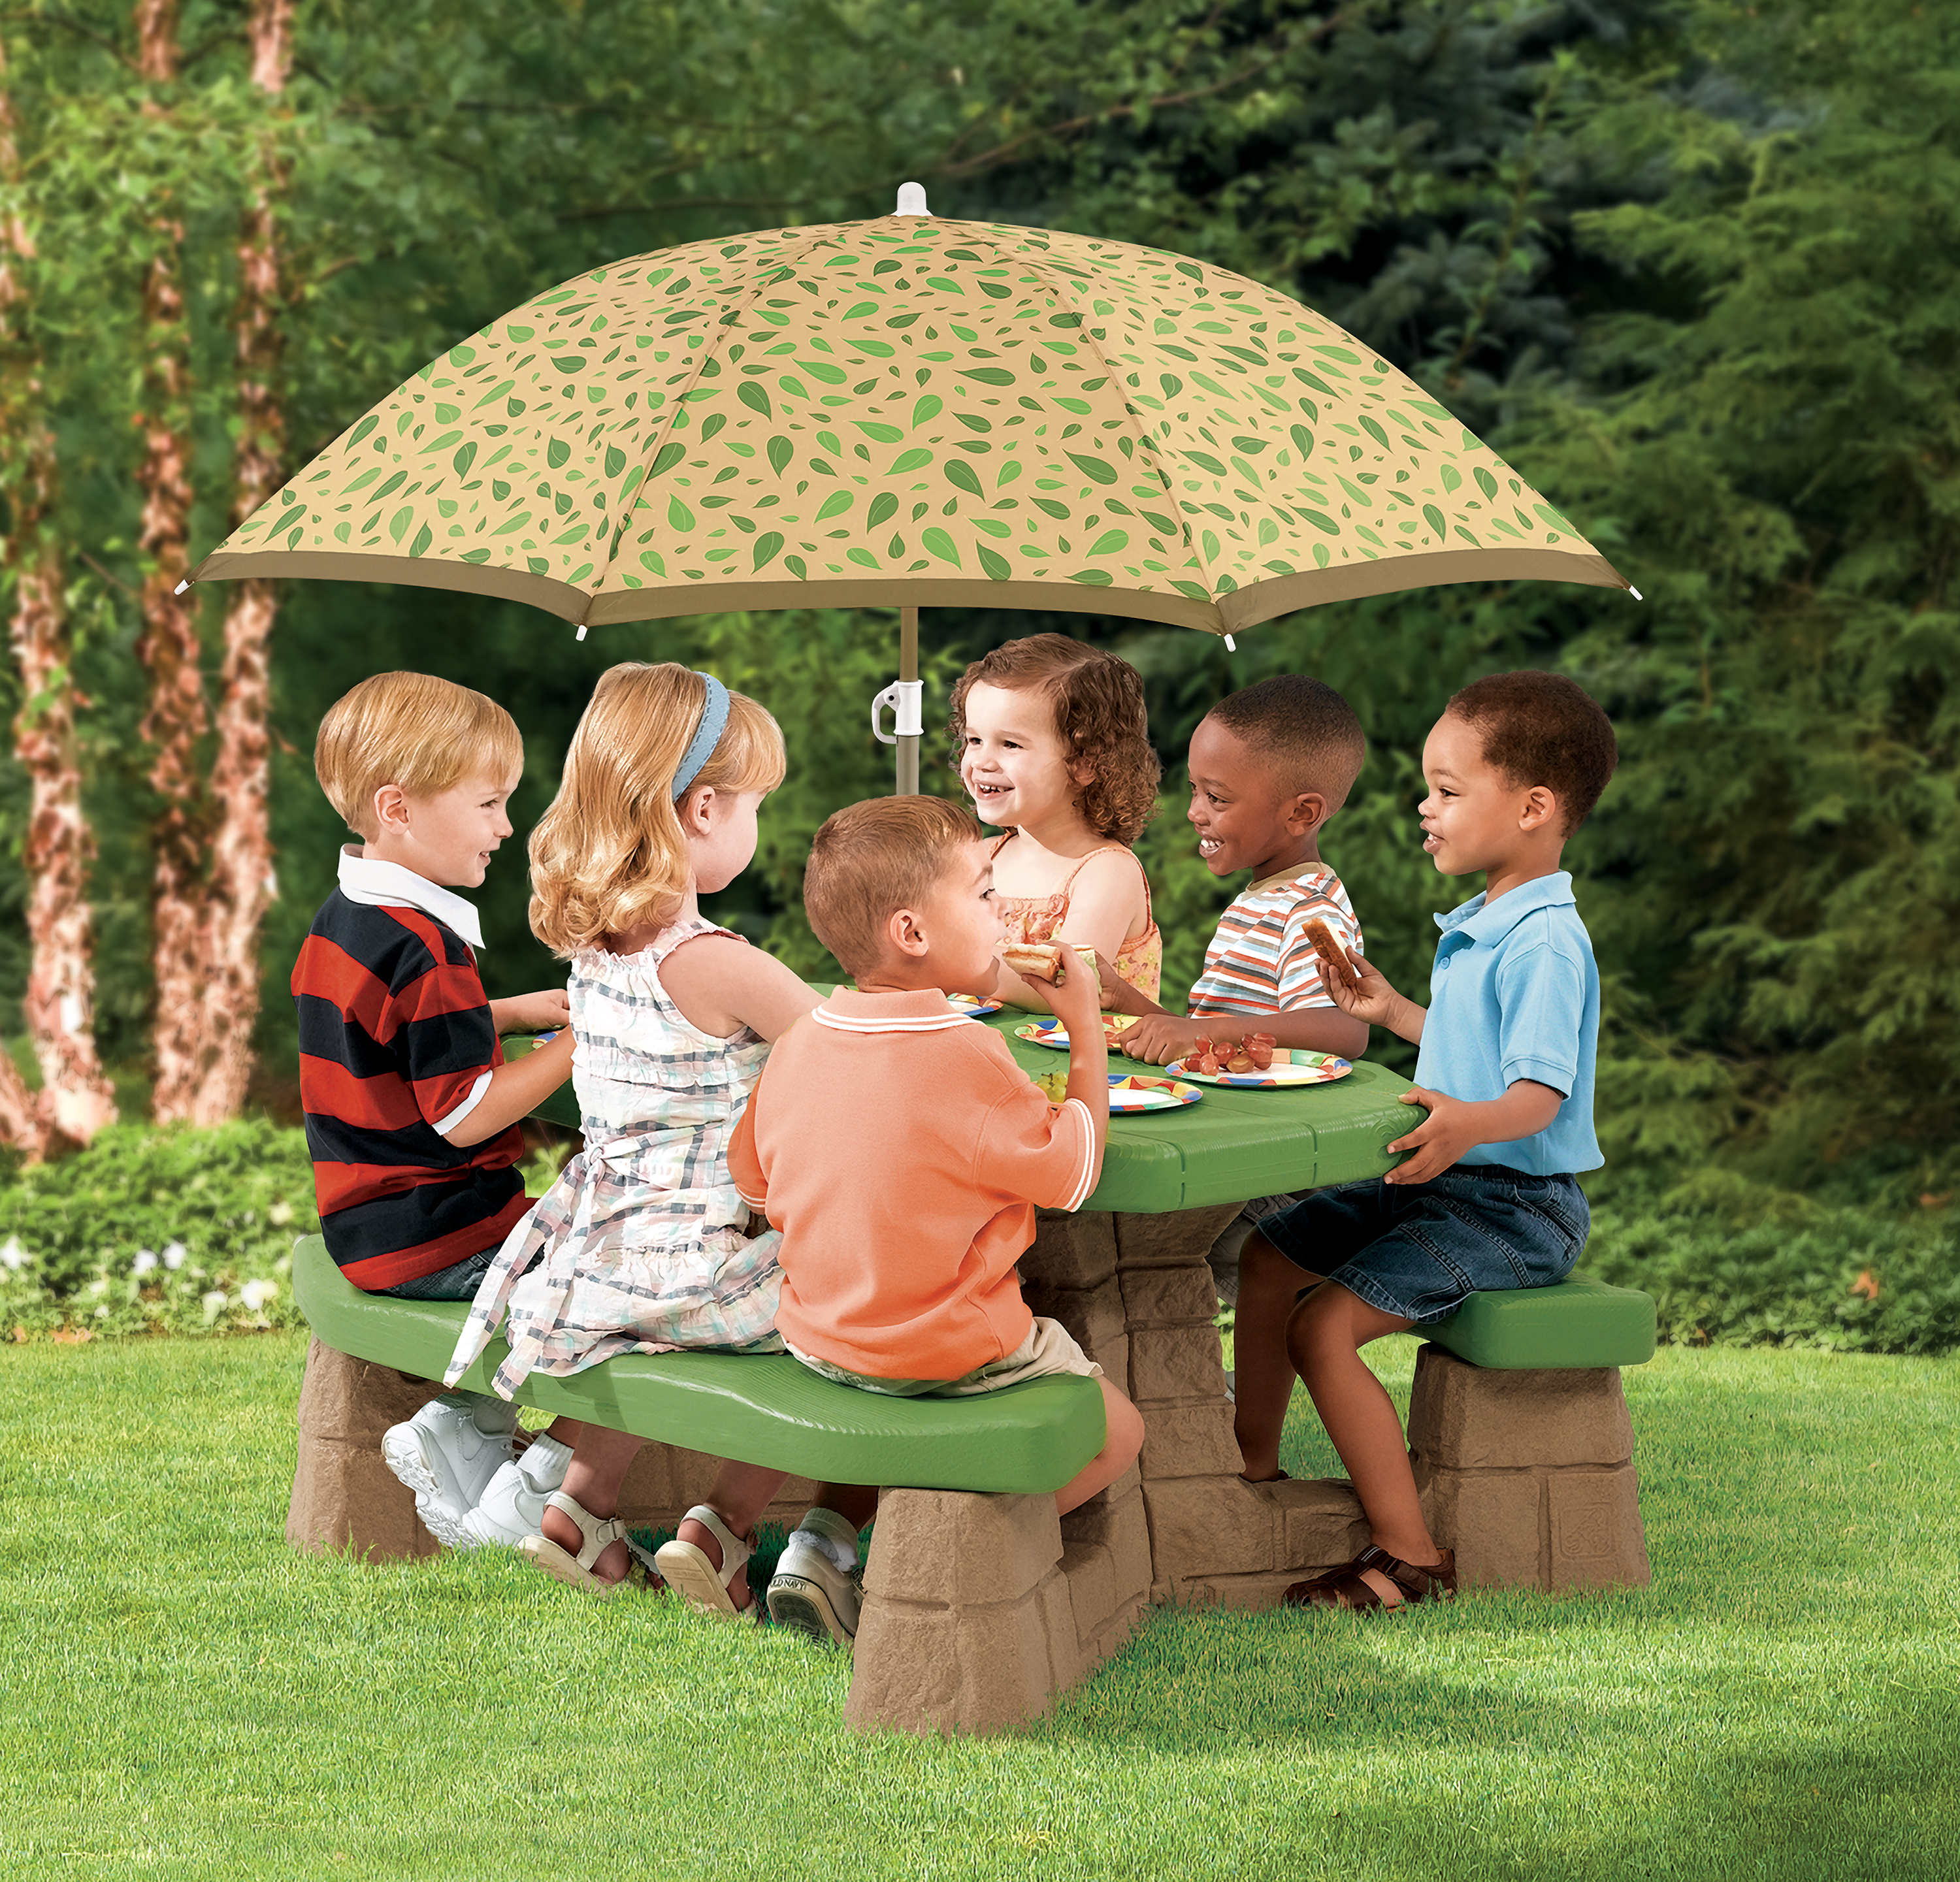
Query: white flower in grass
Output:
[[0, 1237, 26, 1272], [240, 1279, 276, 1312], [133, 1249, 159, 1276], [161, 1242, 188, 1271], [87, 1277, 108, 1296], [95, 1305, 110, 1319], [202, 1290, 228, 1314]]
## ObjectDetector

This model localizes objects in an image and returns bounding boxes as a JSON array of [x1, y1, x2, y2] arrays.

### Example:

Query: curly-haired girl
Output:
[[949, 634, 1163, 1005]]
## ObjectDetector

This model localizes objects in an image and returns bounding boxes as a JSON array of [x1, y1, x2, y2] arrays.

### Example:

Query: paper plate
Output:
[[1108, 1074, 1202, 1112], [1164, 1050, 1354, 1088], [1013, 1015, 1141, 1051], [1031, 1071, 1203, 1112], [946, 994, 1004, 1019]]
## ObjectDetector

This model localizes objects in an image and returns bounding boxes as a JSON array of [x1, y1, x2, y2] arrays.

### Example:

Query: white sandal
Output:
[[518, 1491, 656, 1597], [655, 1504, 757, 1619]]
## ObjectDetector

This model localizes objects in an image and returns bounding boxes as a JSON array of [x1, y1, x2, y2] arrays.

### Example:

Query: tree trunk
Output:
[[1, 42, 114, 1155], [132, 0, 209, 1123], [191, 0, 295, 1124]]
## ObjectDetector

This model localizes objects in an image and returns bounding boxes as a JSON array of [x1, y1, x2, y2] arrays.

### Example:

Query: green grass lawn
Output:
[[3, 1335, 1955, 1881]]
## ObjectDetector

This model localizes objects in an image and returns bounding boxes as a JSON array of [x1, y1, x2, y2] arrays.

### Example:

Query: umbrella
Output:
[[188, 186, 1631, 791]]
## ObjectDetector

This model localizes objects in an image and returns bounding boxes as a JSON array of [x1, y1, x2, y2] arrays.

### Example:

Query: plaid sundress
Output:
[[444, 917, 785, 1401]]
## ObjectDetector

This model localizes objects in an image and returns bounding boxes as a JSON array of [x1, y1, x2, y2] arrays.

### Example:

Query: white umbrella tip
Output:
[[895, 181, 932, 217], [1629, 585, 1644, 601]]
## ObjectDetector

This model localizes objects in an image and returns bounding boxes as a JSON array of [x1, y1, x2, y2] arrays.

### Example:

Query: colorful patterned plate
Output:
[[946, 994, 1004, 1019], [1109, 1074, 1203, 1112], [1164, 1051, 1354, 1088], [1014, 1016, 1141, 1050], [1032, 1071, 1203, 1112]]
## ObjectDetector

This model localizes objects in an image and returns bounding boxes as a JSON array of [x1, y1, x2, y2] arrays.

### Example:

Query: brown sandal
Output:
[[1283, 1544, 1456, 1613]]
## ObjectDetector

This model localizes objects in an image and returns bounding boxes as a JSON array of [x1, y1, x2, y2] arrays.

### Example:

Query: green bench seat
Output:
[[1424, 1273, 1656, 1370], [291, 1236, 1104, 1495]]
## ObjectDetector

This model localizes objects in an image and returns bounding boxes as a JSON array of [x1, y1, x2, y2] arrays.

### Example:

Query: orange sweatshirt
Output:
[[727, 988, 1100, 1380]]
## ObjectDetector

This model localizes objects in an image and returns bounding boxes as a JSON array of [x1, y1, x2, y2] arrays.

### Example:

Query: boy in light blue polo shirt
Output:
[[1235, 671, 1618, 1615]]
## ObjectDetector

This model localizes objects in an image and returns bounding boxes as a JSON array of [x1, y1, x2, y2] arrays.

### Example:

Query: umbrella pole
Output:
[[897, 605, 920, 796]]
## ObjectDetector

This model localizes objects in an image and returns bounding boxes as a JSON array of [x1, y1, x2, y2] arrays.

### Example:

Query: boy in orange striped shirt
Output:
[[1105, 674, 1370, 1068]]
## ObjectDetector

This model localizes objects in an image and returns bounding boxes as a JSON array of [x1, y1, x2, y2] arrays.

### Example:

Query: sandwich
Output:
[[1002, 942, 1098, 987], [1302, 917, 1356, 985]]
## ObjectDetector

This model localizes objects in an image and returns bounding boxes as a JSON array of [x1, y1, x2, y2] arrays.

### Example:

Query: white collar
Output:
[[337, 845, 485, 949], [811, 988, 971, 1035]]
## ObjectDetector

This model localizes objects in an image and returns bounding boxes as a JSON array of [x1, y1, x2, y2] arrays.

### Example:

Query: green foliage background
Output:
[[5, 0, 1959, 1329]]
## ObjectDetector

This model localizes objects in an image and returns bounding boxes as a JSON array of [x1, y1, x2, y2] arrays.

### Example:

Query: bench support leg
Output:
[[845, 1480, 1147, 1735], [287, 1336, 448, 1561], [1409, 1345, 1650, 1590]]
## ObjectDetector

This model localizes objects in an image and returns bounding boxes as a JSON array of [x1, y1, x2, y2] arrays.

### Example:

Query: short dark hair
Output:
[[1446, 671, 1618, 833], [804, 796, 983, 975], [1205, 674, 1367, 810]]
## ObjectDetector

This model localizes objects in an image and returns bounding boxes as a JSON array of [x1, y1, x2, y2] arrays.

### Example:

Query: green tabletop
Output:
[[511, 1005, 1417, 1216]]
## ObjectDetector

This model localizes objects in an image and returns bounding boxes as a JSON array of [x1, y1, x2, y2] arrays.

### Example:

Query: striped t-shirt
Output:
[[291, 851, 529, 1291], [1186, 865, 1364, 1019]]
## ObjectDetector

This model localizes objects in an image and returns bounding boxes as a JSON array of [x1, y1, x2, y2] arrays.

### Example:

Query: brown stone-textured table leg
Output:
[[287, 1337, 449, 1560], [1017, 1204, 1373, 1611], [1408, 1346, 1650, 1590]]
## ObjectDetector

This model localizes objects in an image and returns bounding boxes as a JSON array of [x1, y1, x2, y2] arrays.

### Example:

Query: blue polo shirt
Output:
[[1411, 870, 1601, 1176]]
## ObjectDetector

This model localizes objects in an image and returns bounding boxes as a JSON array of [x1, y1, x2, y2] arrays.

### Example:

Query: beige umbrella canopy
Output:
[[188, 191, 1629, 785]]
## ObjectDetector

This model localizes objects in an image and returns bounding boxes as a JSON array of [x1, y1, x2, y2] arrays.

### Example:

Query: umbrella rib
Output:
[[985, 239, 1215, 612], [593, 223, 840, 623]]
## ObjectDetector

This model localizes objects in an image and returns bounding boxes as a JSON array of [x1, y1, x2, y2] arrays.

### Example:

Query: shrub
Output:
[[1585, 1205, 1960, 1356], [0, 1121, 566, 1340], [0, 1120, 318, 1338]]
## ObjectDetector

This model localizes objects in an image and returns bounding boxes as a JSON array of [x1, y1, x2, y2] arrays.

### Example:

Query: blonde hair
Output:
[[529, 662, 785, 958], [804, 796, 983, 975], [314, 672, 523, 840]]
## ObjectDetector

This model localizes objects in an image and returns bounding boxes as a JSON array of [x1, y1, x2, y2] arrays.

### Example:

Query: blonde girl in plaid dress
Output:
[[445, 663, 875, 1611]]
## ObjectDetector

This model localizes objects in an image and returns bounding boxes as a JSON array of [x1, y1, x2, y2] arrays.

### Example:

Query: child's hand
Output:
[[1383, 1087, 1472, 1184], [1320, 949, 1419, 1039], [1117, 1014, 1221, 1067], [494, 988, 572, 1034], [1092, 952, 1156, 1015], [1039, 945, 1105, 1040]]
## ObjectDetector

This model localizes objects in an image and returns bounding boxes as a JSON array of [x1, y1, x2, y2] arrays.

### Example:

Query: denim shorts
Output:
[[1259, 1165, 1590, 1325], [380, 1242, 517, 1301]]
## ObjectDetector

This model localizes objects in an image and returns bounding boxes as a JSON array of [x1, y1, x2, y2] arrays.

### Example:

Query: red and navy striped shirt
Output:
[[293, 876, 529, 1291]]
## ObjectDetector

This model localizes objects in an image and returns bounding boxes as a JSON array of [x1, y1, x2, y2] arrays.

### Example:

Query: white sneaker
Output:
[[766, 1508, 864, 1646], [455, 1433, 574, 1549], [382, 1394, 518, 1548]]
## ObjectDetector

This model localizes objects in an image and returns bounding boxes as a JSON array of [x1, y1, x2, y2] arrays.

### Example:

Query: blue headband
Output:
[[672, 672, 730, 799]]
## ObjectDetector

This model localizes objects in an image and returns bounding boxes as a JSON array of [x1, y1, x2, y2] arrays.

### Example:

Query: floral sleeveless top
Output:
[[989, 831, 1162, 1003]]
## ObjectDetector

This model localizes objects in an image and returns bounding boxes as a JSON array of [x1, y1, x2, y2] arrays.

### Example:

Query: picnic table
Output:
[[293, 1009, 1650, 1736]]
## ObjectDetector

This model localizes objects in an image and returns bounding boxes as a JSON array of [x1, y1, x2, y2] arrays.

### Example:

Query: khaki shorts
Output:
[[787, 1316, 1102, 1397]]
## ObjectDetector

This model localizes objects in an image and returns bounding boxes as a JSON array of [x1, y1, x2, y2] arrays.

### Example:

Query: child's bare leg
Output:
[[1233, 1229, 1321, 1481], [1285, 1282, 1442, 1566], [540, 1425, 644, 1582], [1056, 1378, 1144, 1516], [674, 1460, 790, 1610], [812, 1484, 879, 1533]]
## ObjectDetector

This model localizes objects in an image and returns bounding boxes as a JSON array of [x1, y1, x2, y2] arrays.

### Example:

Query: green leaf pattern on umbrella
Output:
[[201, 218, 1619, 628]]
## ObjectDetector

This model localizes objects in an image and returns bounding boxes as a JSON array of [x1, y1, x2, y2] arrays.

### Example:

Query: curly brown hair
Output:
[[946, 634, 1161, 844]]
